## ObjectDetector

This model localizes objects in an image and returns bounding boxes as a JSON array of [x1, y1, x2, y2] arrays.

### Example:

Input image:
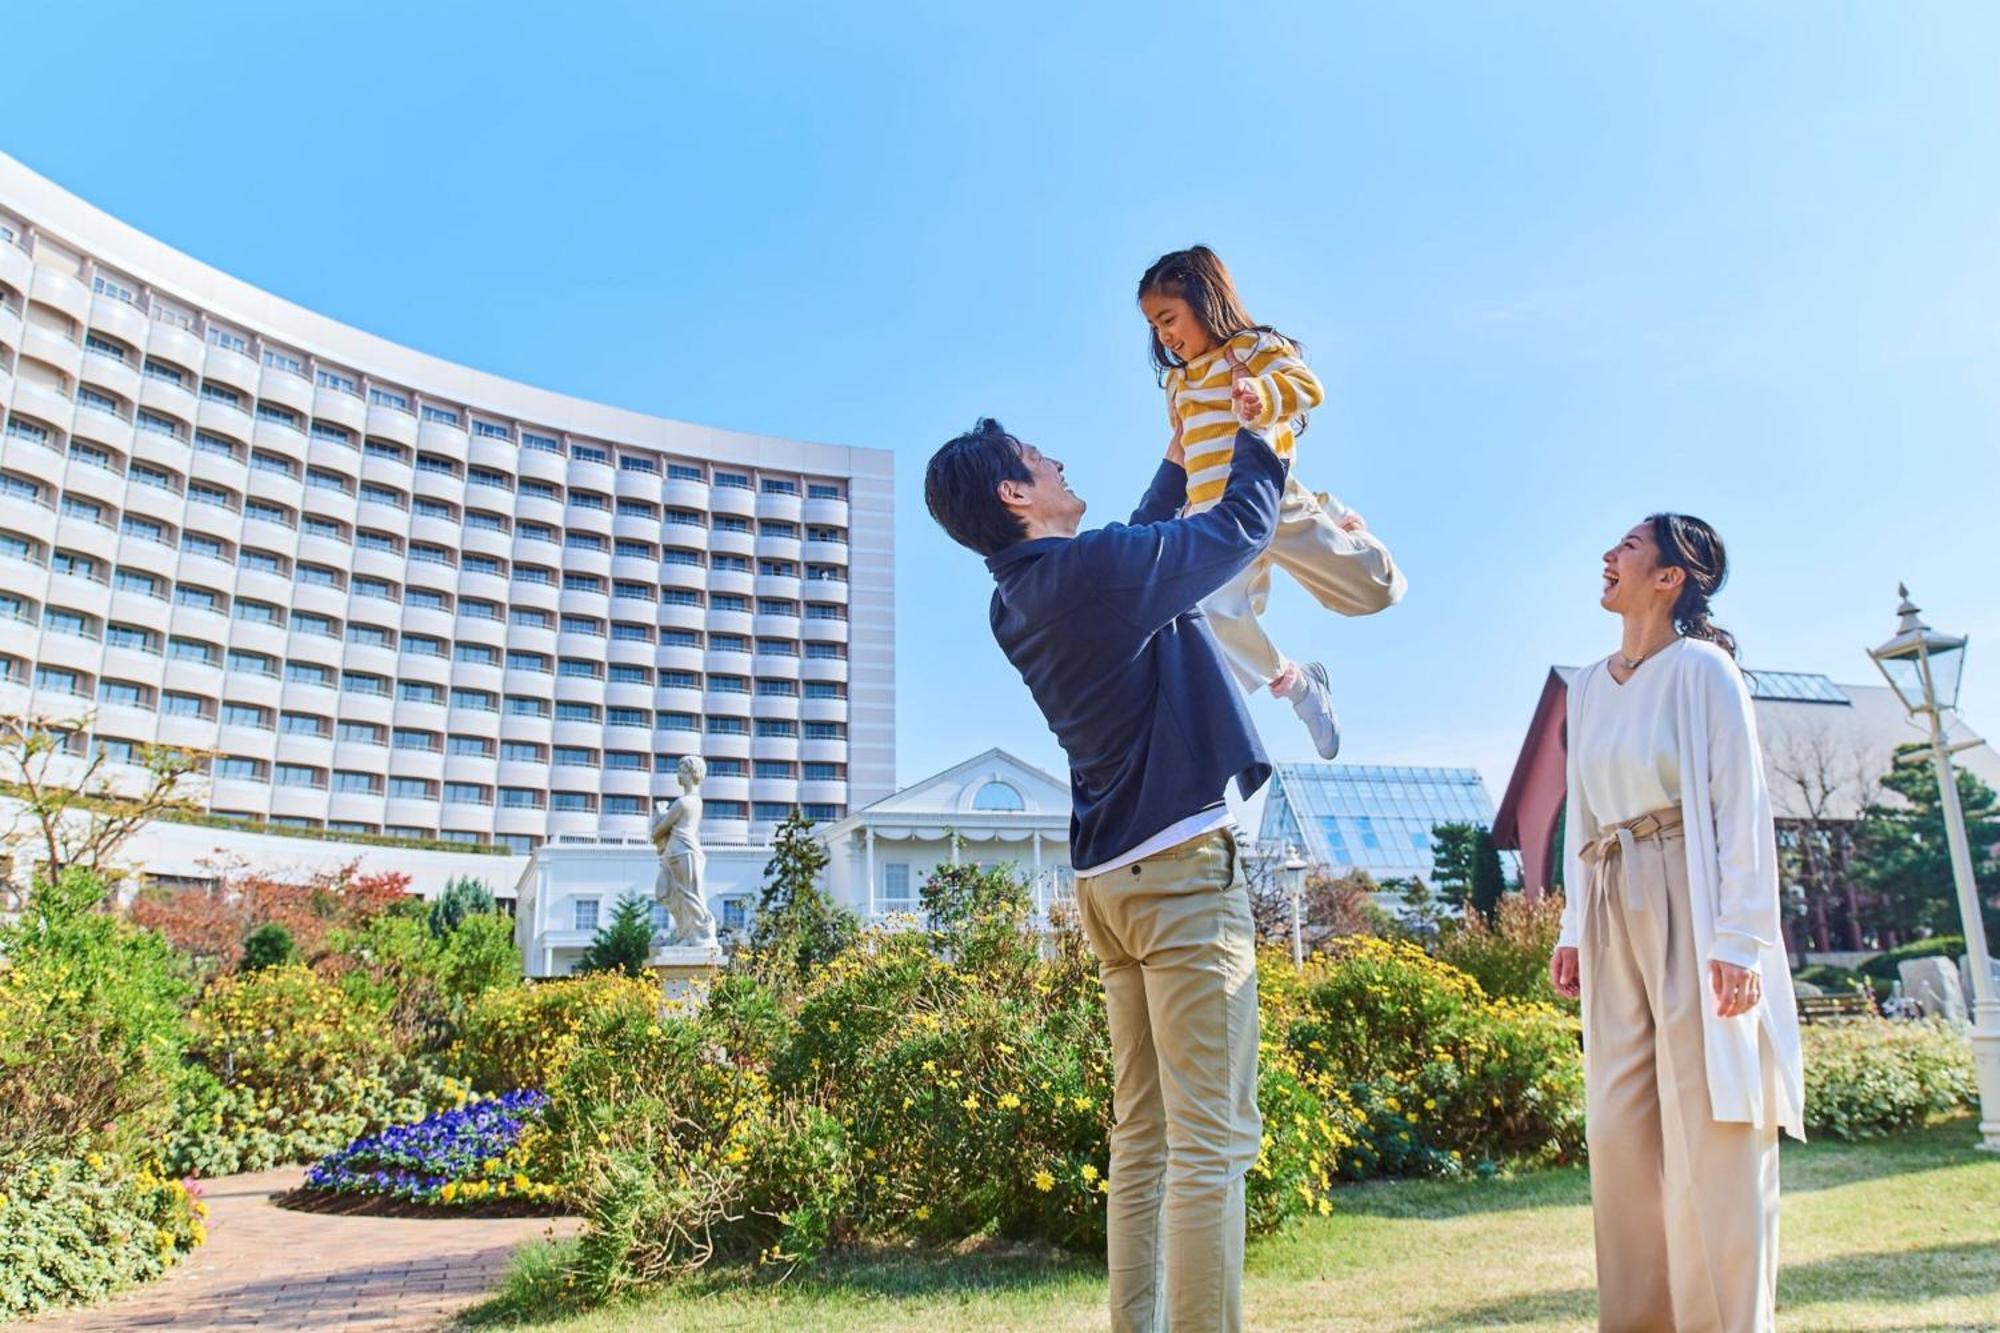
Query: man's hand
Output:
[[1337, 512, 1367, 533], [1231, 377, 1263, 424], [1167, 414, 1186, 468], [1550, 946, 1580, 999], [1709, 960, 1763, 1017]]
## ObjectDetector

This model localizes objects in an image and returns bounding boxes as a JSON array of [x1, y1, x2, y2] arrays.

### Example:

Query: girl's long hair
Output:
[[1647, 513, 1738, 658], [1138, 245, 1301, 383]]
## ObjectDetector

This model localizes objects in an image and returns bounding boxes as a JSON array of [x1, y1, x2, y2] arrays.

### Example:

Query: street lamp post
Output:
[[1281, 845, 1310, 969], [1869, 585, 2000, 1152]]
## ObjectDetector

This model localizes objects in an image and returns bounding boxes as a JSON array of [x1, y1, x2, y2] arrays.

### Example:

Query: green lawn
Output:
[[461, 1117, 2000, 1332]]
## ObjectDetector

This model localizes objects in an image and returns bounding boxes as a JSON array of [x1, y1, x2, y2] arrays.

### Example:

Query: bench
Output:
[[1797, 991, 1877, 1023]]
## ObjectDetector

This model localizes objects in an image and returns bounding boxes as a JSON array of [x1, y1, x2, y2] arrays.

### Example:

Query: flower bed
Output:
[[295, 1091, 561, 1214], [0, 1153, 205, 1320]]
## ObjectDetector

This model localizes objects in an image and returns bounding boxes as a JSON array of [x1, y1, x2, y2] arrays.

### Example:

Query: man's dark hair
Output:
[[925, 418, 1035, 556]]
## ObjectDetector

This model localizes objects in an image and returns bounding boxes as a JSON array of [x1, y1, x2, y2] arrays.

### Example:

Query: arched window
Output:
[[972, 780, 1024, 812]]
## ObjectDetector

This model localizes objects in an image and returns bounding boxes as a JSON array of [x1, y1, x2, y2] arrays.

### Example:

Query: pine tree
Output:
[[749, 811, 857, 982], [427, 875, 496, 938], [1470, 828, 1508, 925], [577, 894, 656, 978], [1429, 822, 1481, 909]]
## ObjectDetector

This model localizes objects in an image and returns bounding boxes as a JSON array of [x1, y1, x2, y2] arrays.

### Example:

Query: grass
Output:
[[459, 1117, 2000, 1332]]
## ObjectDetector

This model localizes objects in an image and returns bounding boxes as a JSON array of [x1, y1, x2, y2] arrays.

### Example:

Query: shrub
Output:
[[1860, 936, 1966, 983], [451, 973, 662, 1094], [239, 922, 296, 972], [330, 907, 523, 1054], [164, 963, 449, 1175], [0, 1153, 204, 1320], [578, 895, 657, 978], [303, 1090, 558, 1208], [128, 860, 410, 971], [1274, 936, 1585, 1176], [1435, 892, 1575, 1014], [0, 870, 188, 1161], [1793, 963, 1886, 1001], [1802, 1019, 1976, 1140], [429, 876, 497, 939]]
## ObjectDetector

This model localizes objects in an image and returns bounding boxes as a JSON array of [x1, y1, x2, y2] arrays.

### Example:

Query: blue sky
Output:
[[10, 2, 1998, 804]]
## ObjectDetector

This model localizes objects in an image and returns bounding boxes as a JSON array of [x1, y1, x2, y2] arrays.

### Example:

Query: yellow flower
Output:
[[1317, 1198, 1332, 1217], [914, 1205, 931, 1221], [440, 1182, 459, 1203], [1033, 1169, 1055, 1193], [997, 1093, 1021, 1111], [1080, 1164, 1099, 1183], [961, 1093, 979, 1112]]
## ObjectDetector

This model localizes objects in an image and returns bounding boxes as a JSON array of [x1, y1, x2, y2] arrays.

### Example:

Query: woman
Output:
[[1549, 514, 1805, 1333]]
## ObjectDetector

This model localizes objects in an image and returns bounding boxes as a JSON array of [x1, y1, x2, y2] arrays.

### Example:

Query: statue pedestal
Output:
[[649, 943, 723, 1008]]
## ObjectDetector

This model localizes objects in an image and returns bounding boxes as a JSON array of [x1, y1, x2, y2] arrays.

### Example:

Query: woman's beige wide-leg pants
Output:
[[1579, 807, 1781, 1333]]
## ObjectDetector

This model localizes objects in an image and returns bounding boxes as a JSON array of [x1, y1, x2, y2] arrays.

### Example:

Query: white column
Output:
[[864, 826, 877, 920], [1032, 829, 1043, 871], [951, 833, 961, 867]]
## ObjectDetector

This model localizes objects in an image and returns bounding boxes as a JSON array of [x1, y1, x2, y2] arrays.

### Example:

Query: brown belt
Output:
[[1581, 805, 1683, 913]]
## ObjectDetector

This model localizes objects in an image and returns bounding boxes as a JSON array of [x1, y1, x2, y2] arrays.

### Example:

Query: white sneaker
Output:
[[1292, 660, 1341, 759]]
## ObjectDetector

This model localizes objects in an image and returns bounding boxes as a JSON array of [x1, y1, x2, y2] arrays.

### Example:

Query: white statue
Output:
[[651, 755, 718, 948]]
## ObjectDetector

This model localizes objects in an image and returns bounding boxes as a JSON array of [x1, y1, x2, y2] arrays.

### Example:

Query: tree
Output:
[[239, 922, 296, 972], [920, 851, 1030, 936], [577, 894, 656, 978], [1430, 822, 1481, 909], [1854, 746, 2000, 945], [0, 712, 212, 895], [749, 811, 857, 982], [428, 875, 496, 938], [1766, 720, 1877, 951], [1470, 828, 1508, 926]]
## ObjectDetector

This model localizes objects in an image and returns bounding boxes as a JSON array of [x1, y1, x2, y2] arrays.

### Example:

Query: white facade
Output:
[[820, 747, 1073, 922], [0, 153, 893, 859], [512, 748, 1073, 976]]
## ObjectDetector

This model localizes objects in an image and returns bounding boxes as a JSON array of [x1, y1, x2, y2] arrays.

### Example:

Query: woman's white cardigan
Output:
[[1557, 639, 1807, 1140]]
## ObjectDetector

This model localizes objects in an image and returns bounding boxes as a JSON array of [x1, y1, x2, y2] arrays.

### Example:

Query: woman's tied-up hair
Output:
[[1648, 513, 1737, 658]]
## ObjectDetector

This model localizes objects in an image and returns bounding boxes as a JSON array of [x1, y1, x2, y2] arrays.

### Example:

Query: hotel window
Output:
[[619, 455, 659, 474], [755, 760, 795, 779], [604, 794, 646, 817], [233, 599, 282, 625], [500, 788, 543, 810], [207, 327, 249, 353], [347, 624, 393, 649], [355, 576, 397, 601], [450, 688, 498, 712], [306, 467, 350, 494], [661, 548, 701, 567], [761, 521, 799, 539], [404, 634, 445, 659], [414, 498, 454, 520], [472, 420, 510, 440], [609, 665, 650, 686], [162, 691, 206, 717], [501, 741, 545, 763], [520, 521, 557, 543], [521, 479, 560, 500], [713, 594, 750, 613], [169, 637, 219, 665], [610, 623, 650, 644], [232, 649, 281, 677], [558, 658, 601, 679], [755, 720, 799, 738], [564, 532, 607, 552], [553, 746, 597, 768], [454, 643, 499, 666], [369, 387, 410, 411], [659, 712, 697, 732], [667, 463, 703, 482], [245, 501, 294, 529], [60, 496, 107, 525], [95, 737, 140, 765], [806, 643, 846, 660], [357, 529, 398, 552], [104, 623, 157, 653], [715, 471, 750, 490], [804, 722, 846, 740], [506, 651, 550, 673], [0, 592, 32, 623], [469, 466, 511, 490], [449, 735, 495, 757], [560, 574, 603, 594], [8, 417, 52, 444], [92, 274, 138, 304], [760, 479, 799, 496], [310, 422, 353, 447], [463, 554, 504, 576], [51, 551, 104, 582], [665, 509, 703, 528], [507, 607, 551, 629], [77, 387, 122, 416], [571, 443, 609, 465], [130, 463, 178, 493], [114, 574, 164, 603], [388, 777, 434, 800], [550, 791, 595, 812], [262, 348, 306, 376], [461, 597, 501, 619], [706, 716, 749, 736], [392, 728, 438, 751], [316, 369, 359, 394], [804, 804, 842, 821], [334, 771, 381, 795], [808, 483, 844, 500], [721, 898, 749, 931], [757, 639, 799, 658], [756, 679, 799, 697], [613, 580, 655, 601], [572, 899, 599, 932], [297, 563, 338, 588], [662, 629, 701, 648], [250, 449, 297, 477], [606, 751, 648, 772], [559, 615, 604, 637], [200, 383, 242, 407], [408, 589, 449, 612], [420, 405, 460, 426], [284, 662, 333, 688], [661, 669, 700, 690], [255, 403, 300, 428], [213, 756, 262, 780], [521, 430, 561, 453], [222, 702, 271, 728], [188, 482, 233, 510], [714, 515, 751, 534], [605, 706, 648, 728], [143, 359, 185, 386], [98, 679, 149, 707], [803, 762, 842, 781], [399, 681, 444, 704], [275, 764, 324, 788], [85, 333, 129, 361], [360, 483, 405, 508], [444, 782, 491, 806]]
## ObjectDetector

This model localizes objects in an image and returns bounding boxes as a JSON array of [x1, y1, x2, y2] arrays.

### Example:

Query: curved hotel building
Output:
[[0, 153, 893, 866]]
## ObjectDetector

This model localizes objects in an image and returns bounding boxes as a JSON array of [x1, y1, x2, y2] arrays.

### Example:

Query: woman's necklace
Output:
[[1620, 634, 1682, 672]]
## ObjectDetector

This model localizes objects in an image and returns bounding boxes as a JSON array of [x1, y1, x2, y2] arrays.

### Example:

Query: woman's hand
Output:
[[1709, 960, 1763, 1017], [1549, 946, 1580, 999]]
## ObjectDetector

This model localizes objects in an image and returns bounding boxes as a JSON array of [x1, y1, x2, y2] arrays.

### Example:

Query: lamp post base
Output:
[[1972, 1000, 2000, 1153]]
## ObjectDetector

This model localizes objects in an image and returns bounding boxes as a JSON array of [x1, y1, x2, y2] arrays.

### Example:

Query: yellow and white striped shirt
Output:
[[1166, 330, 1323, 513]]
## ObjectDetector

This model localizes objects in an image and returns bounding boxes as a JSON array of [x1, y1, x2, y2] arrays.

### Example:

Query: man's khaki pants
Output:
[[1075, 828, 1262, 1333], [1581, 810, 1781, 1333], [1202, 473, 1407, 690]]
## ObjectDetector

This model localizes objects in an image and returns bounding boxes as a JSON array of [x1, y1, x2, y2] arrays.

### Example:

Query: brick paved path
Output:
[[26, 1168, 578, 1331]]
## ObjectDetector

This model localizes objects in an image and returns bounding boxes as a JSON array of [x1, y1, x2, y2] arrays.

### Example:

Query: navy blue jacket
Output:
[[984, 429, 1284, 871]]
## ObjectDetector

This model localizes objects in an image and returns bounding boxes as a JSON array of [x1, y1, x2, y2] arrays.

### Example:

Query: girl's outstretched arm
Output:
[[1232, 333, 1325, 432]]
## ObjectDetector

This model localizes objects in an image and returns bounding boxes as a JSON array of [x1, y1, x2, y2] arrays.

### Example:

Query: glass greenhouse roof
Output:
[[1742, 671, 1850, 705], [1258, 764, 1506, 883]]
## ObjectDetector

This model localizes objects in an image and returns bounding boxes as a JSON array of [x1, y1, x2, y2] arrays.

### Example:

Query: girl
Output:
[[1137, 246, 1405, 758], [1549, 514, 1804, 1332]]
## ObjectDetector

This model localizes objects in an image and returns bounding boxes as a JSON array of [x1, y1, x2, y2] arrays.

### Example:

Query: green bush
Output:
[[1271, 935, 1585, 1176], [1802, 1019, 1977, 1140], [0, 1153, 204, 1320], [450, 972, 663, 1094], [164, 963, 451, 1175], [1860, 936, 1966, 982], [1435, 892, 1575, 1015], [332, 907, 522, 1053], [239, 922, 296, 972], [1793, 963, 1887, 1001], [0, 870, 188, 1161], [429, 876, 497, 938]]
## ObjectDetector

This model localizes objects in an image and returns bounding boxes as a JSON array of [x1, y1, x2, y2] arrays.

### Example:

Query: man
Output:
[[923, 387, 1286, 1333]]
